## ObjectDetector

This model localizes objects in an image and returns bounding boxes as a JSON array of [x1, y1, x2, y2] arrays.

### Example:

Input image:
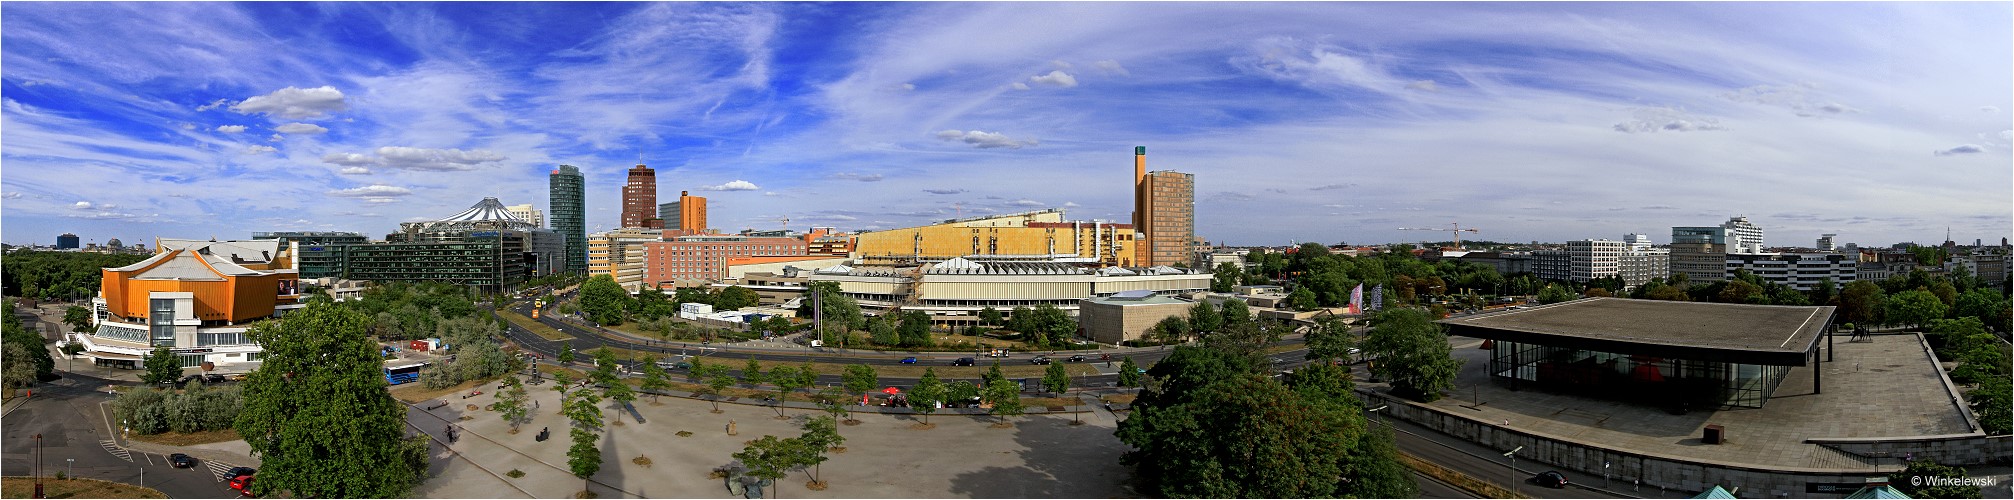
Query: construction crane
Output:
[[1397, 222, 1481, 250], [775, 216, 790, 230]]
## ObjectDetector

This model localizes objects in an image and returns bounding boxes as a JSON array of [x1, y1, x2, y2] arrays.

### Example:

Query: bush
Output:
[[112, 386, 240, 435]]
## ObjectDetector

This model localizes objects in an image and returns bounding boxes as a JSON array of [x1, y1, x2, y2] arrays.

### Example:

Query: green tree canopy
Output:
[[1116, 356, 1142, 388], [713, 285, 761, 311], [639, 356, 671, 403], [1883, 290, 1948, 327], [841, 364, 878, 397], [910, 368, 946, 425], [1284, 288, 1319, 311], [983, 378, 1024, 425], [2, 300, 53, 385], [1117, 372, 1397, 498], [1219, 299, 1252, 329], [1187, 301, 1222, 336], [1304, 316, 1354, 362], [1838, 280, 1885, 325], [63, 305, 96, 333], [1210, 262, 1243, 292], [1967, 377, 2010, 436], [235, 301, 427, 498], [1041, 361, 1071, 395], [578, 274, 632, 325], [143, 347, 182, 385], [978, 306, 1002, 326], [1150, 315, 1191, 345], [741, 357, 766, 388], [1890, 459, 1980, 499], [1363, 308, 1462, 401], [1537, 283, 1575, 304]]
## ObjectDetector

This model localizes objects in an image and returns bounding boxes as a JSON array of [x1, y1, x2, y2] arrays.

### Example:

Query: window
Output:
[[149, 299, 176, 347]]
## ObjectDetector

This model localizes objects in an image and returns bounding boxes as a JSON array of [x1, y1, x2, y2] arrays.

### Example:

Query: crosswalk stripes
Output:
[[206, 461, 236, 482], [100, 440, 131, 462]]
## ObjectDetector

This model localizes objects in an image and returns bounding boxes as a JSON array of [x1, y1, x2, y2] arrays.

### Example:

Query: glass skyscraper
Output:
[[550, 164, 587, 273]]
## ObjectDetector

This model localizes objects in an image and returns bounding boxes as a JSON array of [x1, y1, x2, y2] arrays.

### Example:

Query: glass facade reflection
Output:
[[1489, 340, 1792, 408]]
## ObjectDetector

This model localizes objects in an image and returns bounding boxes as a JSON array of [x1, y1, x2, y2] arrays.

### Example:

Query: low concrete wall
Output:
[[1809, 434, 2014, 467], [1361, 390, 1898, 499]]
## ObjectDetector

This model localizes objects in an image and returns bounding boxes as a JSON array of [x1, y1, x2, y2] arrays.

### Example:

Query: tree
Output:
[[978, 306, 1003, 326], [1187, 301, 1222, 336], [713, 286, 762, 311], [563, 386, 605, 496], [1967, 377, 2011, 435], [1006, 306, 1035, 334], [1116, 356, 1142, 388], [1304, 316, 1354, 363], [1716, 279, 1763, 303], [910, 368, 945, 425], [983, 378, 1024, 425], [867, 317, 898, 346], [1644, 283, 1690, 302], [1041, 361, 1071, 396], [1150, 315, 1191, 345], [143, 346, 183, 385], [557, 342, 575, 365], [945, 380, 980, 408], [1537, 283, 1575, 304], [488, 376, 530, 432], [1284, 288, 1319, 311], [1219, 299, 1252, 329], [1884, 290, 1948, 328], [841, 364, 877, 401], [1210, 262, 1243, 292], [1890, 459, 1980, 499], [795, 415, 845, 487], [741, 357, 767, 388], [603, 371, 636, 424], [1838, 280, 1885, 326], [2, 344, 36, 390], [639, 356, 671, 404], [235, 301, 427, 498], [1363, 308, 1462, 401], [1117, 373, 1381, 498], [897, 310, 933, 347], [699, 364, 736, 413], [578, 273, 632, 326], [733, 435, 801, 499], [982, 360, 1006, 387], [2, 301, 53, 385], [62, 305, 96, 333], [590, 348, 619, 385]]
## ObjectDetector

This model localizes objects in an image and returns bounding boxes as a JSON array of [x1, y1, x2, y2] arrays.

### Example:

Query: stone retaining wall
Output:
[[1361, 390, 1898, 499], [1809, 434, 2013, 467]]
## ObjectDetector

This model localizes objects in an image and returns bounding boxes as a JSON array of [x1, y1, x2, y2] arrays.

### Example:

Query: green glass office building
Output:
[[550, 164, 587, 273]]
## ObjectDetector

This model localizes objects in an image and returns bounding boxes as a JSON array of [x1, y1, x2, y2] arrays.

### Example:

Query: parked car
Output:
[[204, 374, 227, 383], [1533, 471, 1568, 489], [1067, 355, 1085, 362], [225, 467, 258, 479], [1029, 356, 1052, 365], [899, 357, 917, 364], [168, 453, 197, 468], [951, 358, 975, 366], [228, 470, 255, 496]]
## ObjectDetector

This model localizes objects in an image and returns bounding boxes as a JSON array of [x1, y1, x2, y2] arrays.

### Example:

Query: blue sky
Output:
[[3, 2, 2009, 249]]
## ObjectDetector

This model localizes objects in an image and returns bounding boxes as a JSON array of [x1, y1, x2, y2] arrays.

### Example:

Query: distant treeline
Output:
[[1, 249, 151, 300]]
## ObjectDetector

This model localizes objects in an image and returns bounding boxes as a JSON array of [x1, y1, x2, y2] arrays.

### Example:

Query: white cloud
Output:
[[339, 166, 372, 175], [195, 99, 231, 112], [72, 201, 92, 210], [1011, 82, 1031, 91], [321, 153, 379, 166], [243, 145, 278, 154], [229, 85, 348, 119], [214, 125, 246, 133], [327, 184, 414, 198], [274, 122, 328, 134], [831, 172, 884, 182], [267, 134, 284, 143], [1, 192, 21, 199], [365, 198, 400, 204], [935, 129, 1037, 149], [923, 188, 967, 195], [1983, 106, 2001, 113], [1934, 144, 1985, 156], [1613, 107, 1727, 133], [1009, 199, 1045, 207], [1062, 201, 1081, 207], [702, 180, 760, 191], [373, 146, 506, 171], [1406, 80, 1439, 92], [1094, 60, 1129, 76], [901, 83, 916, 91], [1720, 84, 1857, 117], [1029, 70, 1078, 88]]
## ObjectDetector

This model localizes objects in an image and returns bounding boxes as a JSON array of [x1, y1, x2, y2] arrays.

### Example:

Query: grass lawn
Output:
[[498, 309, 571, 341], [1, 477, 167, 499], [126, 428, 240, 447]]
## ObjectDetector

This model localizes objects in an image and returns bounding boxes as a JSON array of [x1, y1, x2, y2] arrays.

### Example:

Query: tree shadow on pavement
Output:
[[943, 415, 1133, 498]]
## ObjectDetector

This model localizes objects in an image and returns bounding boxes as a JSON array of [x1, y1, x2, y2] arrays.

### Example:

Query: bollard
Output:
[[727, 420, 737, 436]]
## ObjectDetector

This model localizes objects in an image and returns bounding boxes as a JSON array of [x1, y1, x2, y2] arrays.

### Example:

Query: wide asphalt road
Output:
[[1, 371, 244, 499]]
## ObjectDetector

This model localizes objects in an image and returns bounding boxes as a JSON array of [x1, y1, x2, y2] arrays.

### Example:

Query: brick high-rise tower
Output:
[[621, 164, 659, 229], [1131, 147, 1195, 267]]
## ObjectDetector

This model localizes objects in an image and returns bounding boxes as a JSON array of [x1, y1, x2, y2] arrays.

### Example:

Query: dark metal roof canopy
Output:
[[1439, 297, 1835, 366]]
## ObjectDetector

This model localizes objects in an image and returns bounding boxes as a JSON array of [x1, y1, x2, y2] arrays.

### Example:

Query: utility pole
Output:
[[1504, 445, 1524, 497], [35, 434, 44, 498]]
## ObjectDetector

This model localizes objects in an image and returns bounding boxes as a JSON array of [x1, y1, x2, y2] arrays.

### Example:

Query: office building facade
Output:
[[82, 239, 302, 370], [852, 209, 1135, 267], [644, 235, 808, 285], [587, 228, 662, 292], [621, 164, 659, 229], [505, 204, 544, 228], [1133, 147, 1196, 268], [1722, 216, 1764, 253], [1725, 253, 1858, 291], [1671, 226, 1731, 283], [657, 191, 708, 232], [56, 233, 80, 249], [550, 164, 587, 273]]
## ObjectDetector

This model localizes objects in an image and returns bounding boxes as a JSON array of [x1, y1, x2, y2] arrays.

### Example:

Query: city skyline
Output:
[[2, 2, 2009, 248]]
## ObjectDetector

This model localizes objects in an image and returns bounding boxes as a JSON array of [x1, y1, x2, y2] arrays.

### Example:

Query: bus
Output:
[[384, 361, 429, 385]]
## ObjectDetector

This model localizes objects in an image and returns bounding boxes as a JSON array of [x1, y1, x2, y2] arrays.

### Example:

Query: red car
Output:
[[228, 472, 255, 496]]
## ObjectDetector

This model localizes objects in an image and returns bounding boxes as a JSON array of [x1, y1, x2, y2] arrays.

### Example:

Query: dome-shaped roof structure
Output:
[[400, 197, 539, 233]]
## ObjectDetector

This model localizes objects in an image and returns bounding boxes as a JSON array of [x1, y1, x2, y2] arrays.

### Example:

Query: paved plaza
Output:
[[1418, 333, 1972, 471], [410, 385, 1135, 499]]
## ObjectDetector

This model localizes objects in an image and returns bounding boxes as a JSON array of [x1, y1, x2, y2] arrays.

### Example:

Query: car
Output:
[[228, 471, 255, 496], [204, 374, 227, 383], [951, 357, 975, 366], [1067, 355, 1085, 362], [899, 357, 917, 364], [1533, 470, 1568, 489], [175, 374, 205, 386], [225, 466, 257, 479], [1029, 356, 1052, 365], [168, 453, 197, 468]]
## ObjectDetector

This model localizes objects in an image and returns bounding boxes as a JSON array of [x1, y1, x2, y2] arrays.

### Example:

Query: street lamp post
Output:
[[67, 458, 74, 479], [1368, 405, 1388, 426], [1504, 445, 1524, 497]]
